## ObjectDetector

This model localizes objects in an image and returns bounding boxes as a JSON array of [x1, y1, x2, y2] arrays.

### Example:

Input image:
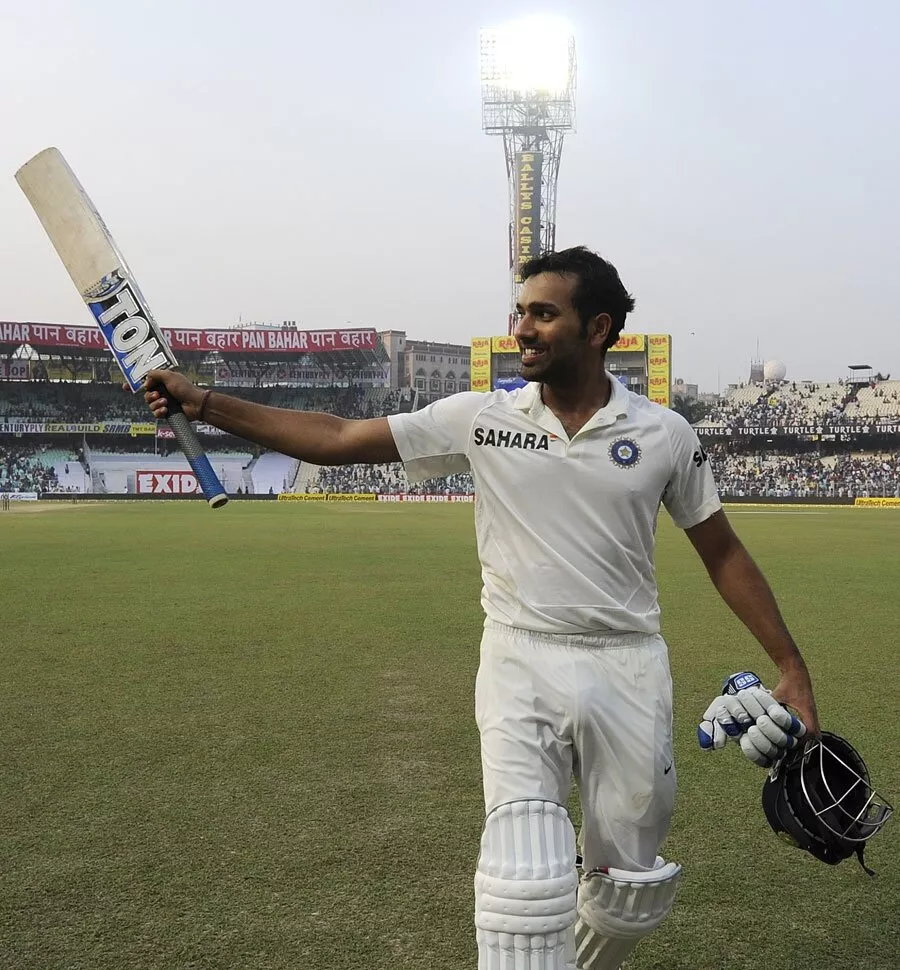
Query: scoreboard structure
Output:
[[470, 333, 672, 406]]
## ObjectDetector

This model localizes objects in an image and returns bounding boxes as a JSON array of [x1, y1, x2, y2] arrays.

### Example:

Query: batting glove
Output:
[[698, 671, 807, 767]]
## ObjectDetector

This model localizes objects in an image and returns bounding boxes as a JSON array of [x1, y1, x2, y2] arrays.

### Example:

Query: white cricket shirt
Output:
[[387, 376, 721, 635]]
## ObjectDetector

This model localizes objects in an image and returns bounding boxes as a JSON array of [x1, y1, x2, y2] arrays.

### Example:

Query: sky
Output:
[[1, 0, 898, 393]]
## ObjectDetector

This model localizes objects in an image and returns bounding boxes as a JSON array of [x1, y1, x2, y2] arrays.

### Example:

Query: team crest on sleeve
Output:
[[609, 438, 641, 468]]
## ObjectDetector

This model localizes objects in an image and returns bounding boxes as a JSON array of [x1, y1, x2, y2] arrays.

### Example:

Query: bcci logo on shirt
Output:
[[609, 438, 641, 468]]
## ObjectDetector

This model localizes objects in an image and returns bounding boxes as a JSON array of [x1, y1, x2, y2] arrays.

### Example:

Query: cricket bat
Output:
[[15, 147, 228, 509]]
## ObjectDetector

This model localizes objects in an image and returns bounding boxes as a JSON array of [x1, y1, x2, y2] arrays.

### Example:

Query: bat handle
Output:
[[166, 401, 229, 509]]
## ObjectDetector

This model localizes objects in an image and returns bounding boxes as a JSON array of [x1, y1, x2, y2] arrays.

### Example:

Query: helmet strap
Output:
[[856, 846, 877, 879]]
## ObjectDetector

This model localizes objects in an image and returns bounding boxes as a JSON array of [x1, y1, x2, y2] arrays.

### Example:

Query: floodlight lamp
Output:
[[480, 17, 574, 96]]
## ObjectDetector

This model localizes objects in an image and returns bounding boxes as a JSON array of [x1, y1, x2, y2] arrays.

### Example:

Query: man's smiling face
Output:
[[514, 271, 610, 384]]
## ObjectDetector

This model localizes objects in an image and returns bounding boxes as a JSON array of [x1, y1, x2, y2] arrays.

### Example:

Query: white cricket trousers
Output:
[[475, 620, 676, 872]]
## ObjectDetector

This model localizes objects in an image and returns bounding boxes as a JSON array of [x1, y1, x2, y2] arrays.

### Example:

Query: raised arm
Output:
[[142, 369, 400, 465], [685, 509, 821, 736]]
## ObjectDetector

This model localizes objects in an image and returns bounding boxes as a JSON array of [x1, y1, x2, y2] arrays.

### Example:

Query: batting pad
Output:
[[475, 799, 579, 970], [575, 856, 682, 970]]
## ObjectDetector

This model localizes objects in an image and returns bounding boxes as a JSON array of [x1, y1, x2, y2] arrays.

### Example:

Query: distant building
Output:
[[672, 378, 699, 401], [379, 331, 470, 401]]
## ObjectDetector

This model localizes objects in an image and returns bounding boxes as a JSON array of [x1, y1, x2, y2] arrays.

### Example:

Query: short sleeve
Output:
[[662, 414, 722, 528], [387, 392, 492, 482]]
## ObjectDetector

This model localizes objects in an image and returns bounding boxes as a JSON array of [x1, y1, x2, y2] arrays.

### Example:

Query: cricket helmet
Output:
[[762, 731, 893, 876]]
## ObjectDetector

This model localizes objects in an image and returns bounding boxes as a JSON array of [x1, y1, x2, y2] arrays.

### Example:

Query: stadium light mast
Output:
[[479, 18, 577, 333]]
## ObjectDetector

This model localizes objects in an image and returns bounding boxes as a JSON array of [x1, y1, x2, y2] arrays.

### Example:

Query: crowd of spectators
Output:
[[0, 443, 61, 493], [310, 464, 403, 495], [704, 381, 844, 427], [308, 464, 475, 496], [701, 379, 900, 429], [307, 451, 900, 500], [0, 381, 413, 496], [0, 381, 411, 424], [711, 451, 900, 498], [0, 381, 149, 421], [4, 379, 900, 499], [247, 386, 410, 419]]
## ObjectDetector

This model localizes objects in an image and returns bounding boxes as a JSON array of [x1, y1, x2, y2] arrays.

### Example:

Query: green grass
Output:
[[1, 503, 898, 970]]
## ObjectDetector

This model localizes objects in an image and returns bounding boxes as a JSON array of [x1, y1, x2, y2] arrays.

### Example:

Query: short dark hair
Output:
[[520, 246, 636, 351]]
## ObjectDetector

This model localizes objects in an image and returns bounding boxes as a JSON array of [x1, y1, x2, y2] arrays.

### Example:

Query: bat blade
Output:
[[15, 148, 129, 297], [16, 147, 228, 509], [15, 148, 177, 391]]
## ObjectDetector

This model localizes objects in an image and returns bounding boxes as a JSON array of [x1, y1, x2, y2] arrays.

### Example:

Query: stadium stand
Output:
[[0, 381, 422, 496], [844, 380, 900, 420], [698, 378, 900, 429], [246, 452, 300, 495], [306, 463, 474, 496], [0, 381, 149, 421], [709, 449, 900, 498], [2, 375, 899, 499], [55, 457, 89, 492], [0, 382, 413, 423], [236, 385, 411, 417], [0, 442, 64, 493], [83, 445, 253, 495]]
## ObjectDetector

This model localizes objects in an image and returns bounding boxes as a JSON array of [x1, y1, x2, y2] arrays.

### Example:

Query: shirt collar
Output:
[[513, 372, 629, 424]]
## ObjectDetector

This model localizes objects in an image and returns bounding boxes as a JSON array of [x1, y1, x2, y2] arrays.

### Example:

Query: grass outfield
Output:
[[1, 502, 898, 970]]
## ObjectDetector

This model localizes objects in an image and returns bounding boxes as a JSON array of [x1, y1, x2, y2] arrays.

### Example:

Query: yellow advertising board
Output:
[[491, 335, 519, 353], [470, 337, 493, 392], [609, 333, 646, 353], [277, 493, 377, 502], [647, 334, 671, 408]]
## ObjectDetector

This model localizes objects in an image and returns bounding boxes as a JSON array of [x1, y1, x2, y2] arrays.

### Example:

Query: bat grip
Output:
[[166, 401, 229, 509]]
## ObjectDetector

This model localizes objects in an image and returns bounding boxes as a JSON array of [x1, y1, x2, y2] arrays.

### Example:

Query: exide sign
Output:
[[136, 471, 200, 495]]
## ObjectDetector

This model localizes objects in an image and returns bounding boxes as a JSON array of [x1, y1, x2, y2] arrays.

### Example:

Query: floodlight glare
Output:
[[480, 17, 575, 95], [479, 18, 577, 328]]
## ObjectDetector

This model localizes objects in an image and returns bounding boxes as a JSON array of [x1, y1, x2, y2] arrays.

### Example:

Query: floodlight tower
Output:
[[480, 19, 577, 333]]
